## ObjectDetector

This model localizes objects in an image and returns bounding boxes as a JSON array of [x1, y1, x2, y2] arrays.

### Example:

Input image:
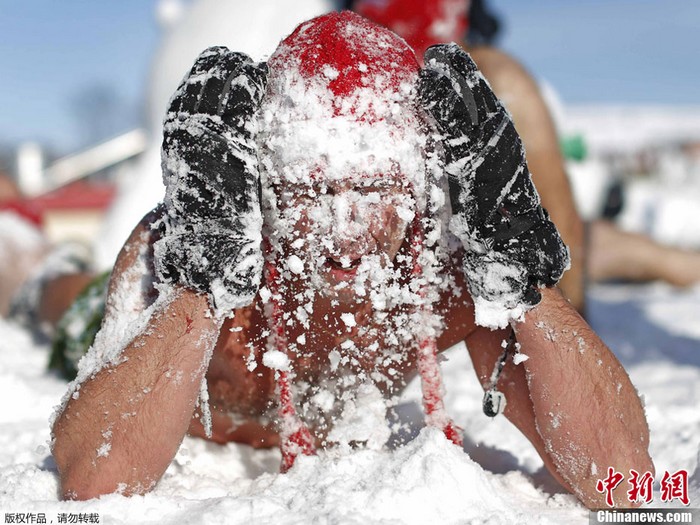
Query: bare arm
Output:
[[51, 217, 220, 500], [468, 287, 652, 508], [515, 287, 653, 507]]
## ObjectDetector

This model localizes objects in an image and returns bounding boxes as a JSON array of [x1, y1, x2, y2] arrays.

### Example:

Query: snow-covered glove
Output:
[[418, 44, 569, 328], [155, 47, 267, 313]]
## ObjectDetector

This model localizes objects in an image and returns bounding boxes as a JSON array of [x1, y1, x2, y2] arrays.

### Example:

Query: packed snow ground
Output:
[[1, 282, 699, 524]]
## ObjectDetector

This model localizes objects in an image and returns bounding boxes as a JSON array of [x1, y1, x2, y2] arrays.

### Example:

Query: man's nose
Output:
[[334, 191, 374, 228], [329, 194, 372, 257]]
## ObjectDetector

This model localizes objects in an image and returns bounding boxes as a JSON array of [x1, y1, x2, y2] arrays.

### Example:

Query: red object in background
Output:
[[0, 181, 116, 229], [354, 0, 470, 61], [0, 199, 44, 227]]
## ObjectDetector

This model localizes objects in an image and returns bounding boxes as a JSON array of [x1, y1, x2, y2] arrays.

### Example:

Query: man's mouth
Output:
[[324, 256, 362, 277]]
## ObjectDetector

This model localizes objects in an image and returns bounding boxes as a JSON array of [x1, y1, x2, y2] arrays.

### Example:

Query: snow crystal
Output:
[[96, 442, 111, 458], [263, 350, 291, 371], [512, 353, 529, 365], [340, 312, 356, 328], [259, 286, 271, 303], [310, 389, 335, 412], [328, 350, 341, 372], [322, 65, 339, 80], [473, 295, 526, 330], [286, 255, 305, 275], [198, 375, 213, 438]]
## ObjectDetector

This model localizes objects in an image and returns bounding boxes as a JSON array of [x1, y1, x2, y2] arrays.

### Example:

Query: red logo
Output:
[[596, 467, 625, 507], [595, 468, 690, 507], [660, 469, 689, 506]]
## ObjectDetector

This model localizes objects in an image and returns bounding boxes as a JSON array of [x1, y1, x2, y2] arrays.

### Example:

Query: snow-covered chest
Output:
[[209, 300, 420, 406]]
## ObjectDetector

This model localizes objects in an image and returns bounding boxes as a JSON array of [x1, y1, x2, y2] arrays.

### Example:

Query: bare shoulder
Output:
[[466, 46, 539, 98], [112, 205, 164, 270], [466, 46, 555, 132]]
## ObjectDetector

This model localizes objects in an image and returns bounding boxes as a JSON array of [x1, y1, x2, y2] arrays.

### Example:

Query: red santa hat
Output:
[[267, 10, 421, 120]]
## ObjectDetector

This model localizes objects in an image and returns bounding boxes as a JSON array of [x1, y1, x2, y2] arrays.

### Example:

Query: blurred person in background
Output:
[[350, 0, 700, 314], [0, 171, 47, 316], [0, 170, 96, 340]]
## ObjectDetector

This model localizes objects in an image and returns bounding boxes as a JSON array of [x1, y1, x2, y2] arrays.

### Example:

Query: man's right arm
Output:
[[51, 218, 220, 500], [51, 46, 269, 500]]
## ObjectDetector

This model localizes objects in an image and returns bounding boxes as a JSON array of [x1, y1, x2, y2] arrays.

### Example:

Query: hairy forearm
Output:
[[51, 287, 219, 500], [513, 287, 653, 508]]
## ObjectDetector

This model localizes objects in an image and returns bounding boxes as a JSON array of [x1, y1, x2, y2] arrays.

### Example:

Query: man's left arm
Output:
[[420, 44, 653, 508], [513, 286, 653, 508]]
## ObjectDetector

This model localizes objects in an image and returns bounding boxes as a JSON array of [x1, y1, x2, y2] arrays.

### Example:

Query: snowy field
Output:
[[1, 281, 698, 524]]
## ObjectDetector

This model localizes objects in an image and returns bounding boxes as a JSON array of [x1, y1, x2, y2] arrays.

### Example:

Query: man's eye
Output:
[[291, 185, 316, 196], [357, 181, 398, 195], [314, 184, 331, 195]]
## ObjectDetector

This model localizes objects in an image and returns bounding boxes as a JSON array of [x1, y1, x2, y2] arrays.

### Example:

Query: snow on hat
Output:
[[267, 10, 420, 117], [259, 11, 431, 198], [354, 0, 470, 63]]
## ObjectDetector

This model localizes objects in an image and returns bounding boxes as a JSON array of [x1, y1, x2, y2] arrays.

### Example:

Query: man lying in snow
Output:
[[51, 12, 653, 509]]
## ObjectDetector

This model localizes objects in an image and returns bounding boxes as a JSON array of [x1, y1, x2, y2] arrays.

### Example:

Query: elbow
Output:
[[58, 468, 108, 501], [52, 430, 119, 500], [54, 454, 138, 501], [53, 430, 161, 500], [52, 437, 97, 500]]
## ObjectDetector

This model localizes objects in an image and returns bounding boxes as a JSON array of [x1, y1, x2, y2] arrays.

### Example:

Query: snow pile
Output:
[[238, 428, 553, 525], [3, 280, 700, 522]]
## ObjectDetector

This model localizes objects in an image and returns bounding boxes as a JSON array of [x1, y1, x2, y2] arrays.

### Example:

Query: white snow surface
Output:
[[1, 282, 699, 523]]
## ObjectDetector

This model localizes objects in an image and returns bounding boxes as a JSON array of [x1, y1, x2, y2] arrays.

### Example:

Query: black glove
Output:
[[154, 46, 267, 313], [418, 44, 569, 327]]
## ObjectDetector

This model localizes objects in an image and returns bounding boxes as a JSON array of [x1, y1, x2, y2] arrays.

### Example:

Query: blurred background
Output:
[[1, 0, 699, 267]]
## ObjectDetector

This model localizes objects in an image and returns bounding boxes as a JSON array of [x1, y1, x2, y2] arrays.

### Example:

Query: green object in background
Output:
[[49, 271, 110, 380], [561, 134, 588, 162]]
